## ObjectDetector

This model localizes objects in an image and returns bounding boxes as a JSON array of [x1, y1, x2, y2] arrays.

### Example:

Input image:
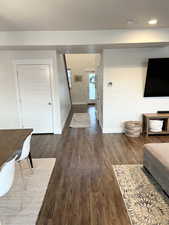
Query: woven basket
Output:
[[124, 121, 142, 137]]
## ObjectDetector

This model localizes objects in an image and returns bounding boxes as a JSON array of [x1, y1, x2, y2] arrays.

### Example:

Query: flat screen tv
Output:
[[144, 58, 169, 97]]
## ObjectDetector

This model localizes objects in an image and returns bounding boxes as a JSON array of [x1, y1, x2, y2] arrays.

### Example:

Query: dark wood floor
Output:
[[31, 105, 169, 225]]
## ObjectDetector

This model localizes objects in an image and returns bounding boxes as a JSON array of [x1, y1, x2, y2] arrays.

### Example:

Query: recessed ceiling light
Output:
[[148, 19, 158, 25]]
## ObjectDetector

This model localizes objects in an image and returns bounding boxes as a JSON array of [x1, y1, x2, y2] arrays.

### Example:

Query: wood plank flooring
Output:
[[31, 105, 169, 225]]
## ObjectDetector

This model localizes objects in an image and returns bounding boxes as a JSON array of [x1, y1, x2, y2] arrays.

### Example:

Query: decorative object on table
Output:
[[0, 158, 55, 225], [124, 121, 142, 137], [113, 164, 169, 225], [149, 120, 163, 132], [70, 113, 90, 128], [74, 75, 82, 82]]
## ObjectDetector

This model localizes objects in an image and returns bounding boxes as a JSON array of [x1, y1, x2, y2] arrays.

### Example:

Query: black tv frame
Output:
[[144, 58, 169, 97]]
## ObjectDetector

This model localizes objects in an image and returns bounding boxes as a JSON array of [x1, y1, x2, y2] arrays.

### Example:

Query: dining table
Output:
[[0, 129, 33, 168]]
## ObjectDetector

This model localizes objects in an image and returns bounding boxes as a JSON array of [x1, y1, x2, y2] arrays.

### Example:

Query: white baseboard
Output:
[[102, 127, 123, 133], [54, 130, 62, 134], [72, 102, 87, 105]]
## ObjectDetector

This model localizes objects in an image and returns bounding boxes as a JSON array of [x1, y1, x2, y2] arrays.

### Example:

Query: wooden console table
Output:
[[143, 113, 169, 136]]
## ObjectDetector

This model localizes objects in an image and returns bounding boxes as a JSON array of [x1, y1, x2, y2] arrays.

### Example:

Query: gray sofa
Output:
[[143, 143, 169, 196]]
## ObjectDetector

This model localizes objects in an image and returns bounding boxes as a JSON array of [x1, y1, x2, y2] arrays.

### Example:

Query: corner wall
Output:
[[56, 53, 71, 129], [96, 53, 103, 129], [103, 47, 169, 133]]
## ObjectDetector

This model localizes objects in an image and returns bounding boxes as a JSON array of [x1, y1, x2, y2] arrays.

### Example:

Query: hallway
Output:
[[31, 105, 169, 225]]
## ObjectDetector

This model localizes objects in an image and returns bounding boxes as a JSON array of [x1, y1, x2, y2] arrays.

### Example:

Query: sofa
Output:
[[143, 143, 169, 196]]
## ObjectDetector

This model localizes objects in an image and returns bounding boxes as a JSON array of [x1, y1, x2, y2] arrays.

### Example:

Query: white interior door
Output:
[[17, 64, 53, 133]]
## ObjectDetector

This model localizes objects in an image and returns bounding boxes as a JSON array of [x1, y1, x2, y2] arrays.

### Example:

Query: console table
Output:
[[143, 113, 169, 136]]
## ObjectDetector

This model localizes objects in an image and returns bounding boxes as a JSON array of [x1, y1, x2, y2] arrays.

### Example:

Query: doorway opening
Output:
[[64, 53, 102, 129], [65, 54, 99, 106]]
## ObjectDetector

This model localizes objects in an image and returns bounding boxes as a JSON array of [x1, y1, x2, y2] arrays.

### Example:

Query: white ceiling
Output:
[[0, 0, 169, 31]]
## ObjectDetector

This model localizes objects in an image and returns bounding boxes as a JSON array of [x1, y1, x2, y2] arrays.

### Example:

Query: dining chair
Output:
[[0, 156, 16, 197], [0, 156, 20, 224], [16, 133, 33, 189], [17, 133, 33, 169]]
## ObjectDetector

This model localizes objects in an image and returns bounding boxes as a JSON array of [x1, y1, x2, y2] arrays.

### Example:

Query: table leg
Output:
[[28, 152, 33, 168]]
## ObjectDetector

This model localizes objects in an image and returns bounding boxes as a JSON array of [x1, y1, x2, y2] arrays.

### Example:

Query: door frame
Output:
[[13, 59, 56, 134]]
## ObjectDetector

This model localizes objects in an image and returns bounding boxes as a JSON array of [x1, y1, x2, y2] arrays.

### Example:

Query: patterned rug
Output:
[[0, 158, 55, 225], [69, 113, 90, 128], [113, 164, 169, 225]]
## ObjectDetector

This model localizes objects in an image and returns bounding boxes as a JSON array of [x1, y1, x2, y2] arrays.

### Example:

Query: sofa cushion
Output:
[[144, 143, 169, 170]]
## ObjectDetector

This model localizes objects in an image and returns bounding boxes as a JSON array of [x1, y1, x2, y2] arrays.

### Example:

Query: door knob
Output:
[[48, 102, 52, 105]]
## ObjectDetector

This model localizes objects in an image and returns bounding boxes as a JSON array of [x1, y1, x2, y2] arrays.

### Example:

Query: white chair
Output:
[[17, 134, 32, 162], [0, 157, 16, 197], [16, 133, 33, 169], [16, 134, 33, 188], [0, 156, 20, 224]]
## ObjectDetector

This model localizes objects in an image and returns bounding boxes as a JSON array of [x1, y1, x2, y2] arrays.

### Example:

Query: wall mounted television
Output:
[[144, 58, 169, 97]]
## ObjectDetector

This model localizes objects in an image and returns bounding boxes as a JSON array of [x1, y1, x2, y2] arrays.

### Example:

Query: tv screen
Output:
[[144, 58, 169, 97]]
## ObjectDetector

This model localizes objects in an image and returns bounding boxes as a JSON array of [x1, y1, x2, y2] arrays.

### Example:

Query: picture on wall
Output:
[[74, 75, 82, 82]]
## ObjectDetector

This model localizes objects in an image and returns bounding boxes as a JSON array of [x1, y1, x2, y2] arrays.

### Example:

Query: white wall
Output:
[[103, 47, 169, 133], [0, 50, 69, 134], [96, 53, 103, 128], [56, 53, 71, 129], [66, 54, 99, 104], [0, 52, 19, 129]]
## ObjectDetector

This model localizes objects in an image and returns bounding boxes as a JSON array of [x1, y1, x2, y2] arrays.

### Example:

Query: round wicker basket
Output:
[[124, 121, 142, 137]]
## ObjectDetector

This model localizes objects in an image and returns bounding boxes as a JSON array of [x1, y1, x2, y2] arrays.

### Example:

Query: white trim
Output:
[[102, 127, 123, 133], [13, 58, 58, 134], [13, 65, 23, 129], [14, 59, 54, 65], [84, 68, 96, 72], [72, 102, 88, 105]]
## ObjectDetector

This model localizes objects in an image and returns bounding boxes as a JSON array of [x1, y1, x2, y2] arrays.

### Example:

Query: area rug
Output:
[[113, 164, 169, 225], [69, 113, 90, 128], [0, 158, 56, 225]]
